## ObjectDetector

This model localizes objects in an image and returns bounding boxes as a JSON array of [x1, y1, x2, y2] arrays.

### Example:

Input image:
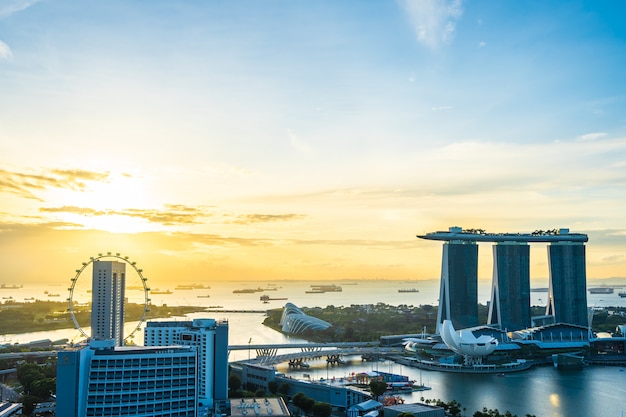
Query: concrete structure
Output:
[[144, 318, 229, 411], [230, 398, 289, 417], [383, 403, 445, 417], [547, 243, 588, 327], [91, 260, 126, 345], [231, 363, 372, 411], [418, 226, 589, 331], [436, 239, 479, 332], [56, 339, 197, 417], [488, 243, 531, 331]]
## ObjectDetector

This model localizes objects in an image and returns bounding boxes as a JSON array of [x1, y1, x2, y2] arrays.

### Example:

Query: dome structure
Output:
[[440, 319, 498, 358], [279, 302, 332, 334]]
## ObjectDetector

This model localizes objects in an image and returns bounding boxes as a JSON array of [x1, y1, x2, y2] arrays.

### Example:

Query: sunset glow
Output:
[[1, 1, 626, 286]]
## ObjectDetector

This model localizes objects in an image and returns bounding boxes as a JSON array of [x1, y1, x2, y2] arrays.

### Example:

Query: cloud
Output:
[[0, 168, 111, 200], [0, 40, 12, 60], [577, 132, 607, 142], [39, 204, 211, 226], [229, 213, 308, 225], [398, 0, 464, 49], [0, 0, 41, 19]]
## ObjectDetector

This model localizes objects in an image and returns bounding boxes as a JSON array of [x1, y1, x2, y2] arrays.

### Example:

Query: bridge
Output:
[[0, 342, 404, 366], [228, 342, 404, 366]]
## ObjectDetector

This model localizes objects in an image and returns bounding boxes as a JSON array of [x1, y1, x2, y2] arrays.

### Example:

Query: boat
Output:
[[260, 295, 288, 302], [306, 284, 342, 293], [398, 288, 419, 293], [588, 287, 614, 294], [530, 287, 549, 292], [552, 353, 585, 370], [197, 294, 211, 298], [151, 289, 172, 294], [47, 293, 60, 297], [619, 292, 626, 298], [0, 284, 22, 289], [233, 288, 264, 294], [2, 296, 13, 300]]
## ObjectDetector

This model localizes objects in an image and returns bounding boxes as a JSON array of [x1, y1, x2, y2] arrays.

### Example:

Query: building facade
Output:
[[91, 261, 126, 346], [56, 340, 197, 417], [144, 318, 229, 411], [547, 243, 588, 326], [436, 240, 479, 332], [488, 243, 531, 331], [418, 226, 589, 331]]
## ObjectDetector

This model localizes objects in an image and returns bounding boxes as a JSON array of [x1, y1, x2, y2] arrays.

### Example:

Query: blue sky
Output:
[[1, 0, 626, 283]]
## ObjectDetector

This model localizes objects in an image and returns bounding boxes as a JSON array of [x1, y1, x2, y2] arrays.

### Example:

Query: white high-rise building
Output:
[[91, 260, 126, 346], [144, 319, 229, 412]]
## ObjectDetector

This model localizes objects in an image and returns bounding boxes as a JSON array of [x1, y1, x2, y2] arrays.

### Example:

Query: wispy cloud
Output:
[[0, 0, 41, 19], [0, 168, 111, 200], [39, 204, 211, 226], [0, 40, 12, 60], [229, 213, 308, 225], [398, 0, 464, 49], [577, 132, 607, 142]]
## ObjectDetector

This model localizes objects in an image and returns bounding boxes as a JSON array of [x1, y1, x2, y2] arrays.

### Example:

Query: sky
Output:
[[1, 0, 626, 286]]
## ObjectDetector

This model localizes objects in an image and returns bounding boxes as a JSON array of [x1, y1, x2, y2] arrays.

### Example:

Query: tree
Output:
[[228, 374, 241, 396], [312, 402, 332, 417], [369, 379, 387, 399], [268, 380, 278, 394], [278, 382, 290, 396], [292, 392, 306, 410], [301, 397, 315, 416], [21, 394, 39, 416]]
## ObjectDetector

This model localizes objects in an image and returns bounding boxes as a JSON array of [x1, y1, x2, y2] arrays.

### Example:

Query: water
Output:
[[2, 279, 626, 417]]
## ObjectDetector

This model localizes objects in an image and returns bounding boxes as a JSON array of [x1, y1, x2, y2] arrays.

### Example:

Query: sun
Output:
[[43, 171, 164, 234]]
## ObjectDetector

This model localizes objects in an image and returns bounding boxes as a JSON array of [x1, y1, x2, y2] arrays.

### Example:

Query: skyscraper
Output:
[[487, 243, 531, 331], [418, 226, 589, 331], [144, 318, 229, 411], [91, 260, 126, 346], [436, 240, 479, 332], [547, 242, 588, 326]]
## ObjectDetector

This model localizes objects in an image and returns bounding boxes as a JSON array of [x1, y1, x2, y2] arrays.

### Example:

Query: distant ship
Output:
[[588, 287, 614, 294], [260, 294, 288, 302], [619, 292, 626, 298], [305, 284, 342, 294], [151, 289, 172, 294], [530, 287, 549, 292], [233, 288, 264, 294], [398, 288, 419, 293], [197, 294, 211, 298], [176, 284, 211, 290], [0, 284, 22, 289]]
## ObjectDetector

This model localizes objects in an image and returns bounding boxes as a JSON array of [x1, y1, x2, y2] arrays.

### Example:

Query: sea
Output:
[[2, 278, 626, 417]]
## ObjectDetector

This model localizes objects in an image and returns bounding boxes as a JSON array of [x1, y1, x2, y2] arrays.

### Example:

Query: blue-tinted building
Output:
[[436, 240, 479, 332], [547, 243, 588, 327], [144, 318, 229, 412], [488, 243, 531, 331], [418, 226, 589, 331], [56, 340, 197, 417]]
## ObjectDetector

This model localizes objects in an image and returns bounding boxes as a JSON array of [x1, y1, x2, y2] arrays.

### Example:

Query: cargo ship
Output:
[[588, 287, 614, 294]]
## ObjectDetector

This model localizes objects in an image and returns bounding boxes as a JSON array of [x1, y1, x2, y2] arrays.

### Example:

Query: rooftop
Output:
[[417, 226, 588, 243]]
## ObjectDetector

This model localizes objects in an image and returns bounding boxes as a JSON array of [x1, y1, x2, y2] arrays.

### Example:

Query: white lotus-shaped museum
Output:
[[440, 320, 498, 357]]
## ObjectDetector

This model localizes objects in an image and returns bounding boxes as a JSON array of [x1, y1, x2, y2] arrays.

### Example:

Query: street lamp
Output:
[[248, 338, 252, 362]]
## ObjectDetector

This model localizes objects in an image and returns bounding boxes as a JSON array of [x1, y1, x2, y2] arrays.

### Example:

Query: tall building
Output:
[[547, 243, 588, 326], [56, 339, 198, 417], [418, 226, 589, 331], [91, 260, 126, 346], [487, 243, 531, 331], [436, 239, 479, 332], [144, 318, 229, 411]]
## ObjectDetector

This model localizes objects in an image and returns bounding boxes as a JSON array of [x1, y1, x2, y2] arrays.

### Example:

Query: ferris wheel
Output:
[[67, 252, 151, 343]]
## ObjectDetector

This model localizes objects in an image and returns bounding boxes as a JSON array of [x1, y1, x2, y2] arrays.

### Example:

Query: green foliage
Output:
[[228, 374, 241, 397], [369, 379, 388, 398], [311, 401, 332, 417], [268, 380, 278, 394], [20, 394, 39, 416]]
